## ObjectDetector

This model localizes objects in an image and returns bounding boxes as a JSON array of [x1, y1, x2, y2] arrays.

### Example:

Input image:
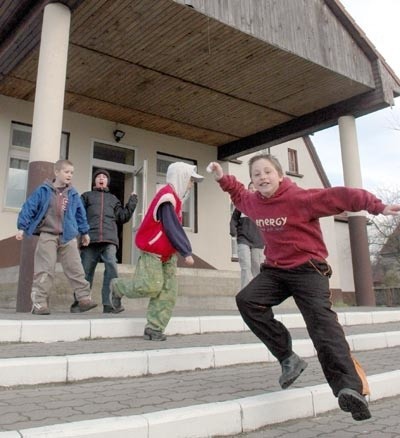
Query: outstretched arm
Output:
[[382, 205, 400, 216], [207, 162, 224, 180]]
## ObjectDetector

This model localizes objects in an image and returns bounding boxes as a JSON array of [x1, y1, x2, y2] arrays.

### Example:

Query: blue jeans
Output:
[[80, 243, 118, 305]]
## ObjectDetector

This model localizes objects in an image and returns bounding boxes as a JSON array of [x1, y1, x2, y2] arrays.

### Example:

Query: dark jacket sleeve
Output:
[[157, 202, 192, 257], [230, 208, 241, 237], [115, 194, 138, 224]]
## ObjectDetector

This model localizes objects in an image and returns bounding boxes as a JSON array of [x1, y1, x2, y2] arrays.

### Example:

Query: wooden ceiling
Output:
[[0, 0, 399, 159]]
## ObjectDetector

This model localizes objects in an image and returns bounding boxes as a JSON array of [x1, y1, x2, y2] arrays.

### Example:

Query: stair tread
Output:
[[0, 322, 399, 358], [0, 347, 399, 433]]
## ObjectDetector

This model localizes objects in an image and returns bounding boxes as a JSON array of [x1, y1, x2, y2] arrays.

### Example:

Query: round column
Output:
[[338, 115, 376, 306], [17, 3, 71, 312]]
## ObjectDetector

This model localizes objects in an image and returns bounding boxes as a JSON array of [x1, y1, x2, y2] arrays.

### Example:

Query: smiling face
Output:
[[250, 158, 283, 198], [94, 173, 109, 189]]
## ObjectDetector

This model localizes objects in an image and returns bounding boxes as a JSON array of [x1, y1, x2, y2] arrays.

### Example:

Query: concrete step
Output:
[[2, 310, 400, 343], [0, 328, 399, 387], [0, 265, 246, 311], [1, 309, 400, 436], [1, 349, 399, 436]]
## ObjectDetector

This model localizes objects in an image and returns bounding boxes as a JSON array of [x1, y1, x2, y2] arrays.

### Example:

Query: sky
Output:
[[311, 0, 400, 194]]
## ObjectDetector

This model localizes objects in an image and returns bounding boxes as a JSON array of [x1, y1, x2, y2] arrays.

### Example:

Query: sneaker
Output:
[[32, 303, 51, 315], [70, 300, 81, 313], [143, 327, 167, 341], [103, 304, 125, 314], [109, 280, 124, 312], [278, 352, 308, 389], [338, 388, 371, 421], [77, 297, 97, 312]]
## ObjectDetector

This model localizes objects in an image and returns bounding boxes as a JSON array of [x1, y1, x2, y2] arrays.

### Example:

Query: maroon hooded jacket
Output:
[[219, 176, 386, 269]]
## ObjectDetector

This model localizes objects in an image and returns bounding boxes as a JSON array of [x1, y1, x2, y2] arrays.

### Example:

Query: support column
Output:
[[338, 115, 376, 306], [16, 3, 71, 312]]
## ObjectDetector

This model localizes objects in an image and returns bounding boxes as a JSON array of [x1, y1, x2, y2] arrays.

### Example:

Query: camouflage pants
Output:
[[112, 252, 178, 332]]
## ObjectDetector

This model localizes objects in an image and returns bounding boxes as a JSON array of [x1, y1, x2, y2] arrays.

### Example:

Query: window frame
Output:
[[156, 152, 199, 233], [288, 148, 299, 174], [4, 122, 69, 210]]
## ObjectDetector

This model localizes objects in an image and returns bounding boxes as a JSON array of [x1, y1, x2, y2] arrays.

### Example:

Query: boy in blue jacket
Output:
[[16, 159, 97, 315]]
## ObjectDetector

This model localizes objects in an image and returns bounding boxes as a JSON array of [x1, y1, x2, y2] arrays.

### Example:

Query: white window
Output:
[[5, 122, 69, 209], [156, 153, 198, 232]]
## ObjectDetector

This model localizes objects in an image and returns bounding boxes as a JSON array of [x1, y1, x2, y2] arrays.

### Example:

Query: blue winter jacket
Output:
[[17, 181, 90, 244]]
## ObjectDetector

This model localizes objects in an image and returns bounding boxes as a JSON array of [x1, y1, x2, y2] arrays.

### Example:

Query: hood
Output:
[[166, 162, 204, 199]]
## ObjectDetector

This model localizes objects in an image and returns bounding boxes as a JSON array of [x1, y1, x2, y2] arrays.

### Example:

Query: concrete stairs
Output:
[[0, 308, 400, 436], [0, 265, 251, 312]]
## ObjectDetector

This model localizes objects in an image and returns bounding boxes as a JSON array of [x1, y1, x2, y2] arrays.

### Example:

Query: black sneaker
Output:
[[338, 388, 371, 421], [70, 300, 81, 313], [143, 327, 167, 341], [279, 352, 308, 389]]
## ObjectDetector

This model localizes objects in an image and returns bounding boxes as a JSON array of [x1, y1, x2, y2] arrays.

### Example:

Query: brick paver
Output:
[[0, 307, 399, 435]]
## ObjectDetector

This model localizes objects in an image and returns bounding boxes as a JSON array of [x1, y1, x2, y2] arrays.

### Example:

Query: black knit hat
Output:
[[92, 169, 110, 185]]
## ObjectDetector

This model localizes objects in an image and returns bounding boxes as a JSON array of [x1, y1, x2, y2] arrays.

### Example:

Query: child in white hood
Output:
[[110, 162, 203, 340]]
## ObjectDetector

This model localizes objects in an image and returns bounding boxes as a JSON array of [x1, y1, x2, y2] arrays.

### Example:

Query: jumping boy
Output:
[[16, 159, 97, 315], [207, 154, 400, 421]]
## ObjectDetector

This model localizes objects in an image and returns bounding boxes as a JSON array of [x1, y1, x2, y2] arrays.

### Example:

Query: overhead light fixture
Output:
[[113, 129, 125, 143]]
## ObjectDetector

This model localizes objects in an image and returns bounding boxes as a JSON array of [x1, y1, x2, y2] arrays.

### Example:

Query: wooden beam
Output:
[[217, 88, 389, 161], [0, 0, 85, 80]]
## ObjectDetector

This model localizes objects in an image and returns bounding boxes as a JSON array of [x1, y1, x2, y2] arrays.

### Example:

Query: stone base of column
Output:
[[348, 215, 376, 306], [16, 161, 54, 312]]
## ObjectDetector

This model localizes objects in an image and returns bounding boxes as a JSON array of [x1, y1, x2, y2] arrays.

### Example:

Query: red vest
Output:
[[135, 185, 182, 261]]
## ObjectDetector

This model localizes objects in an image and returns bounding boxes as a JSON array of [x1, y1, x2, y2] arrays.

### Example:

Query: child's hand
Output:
[[15, 230, 24, 240], [382, 205, 400, 215], [206, 162, 224, 180], [184, 255, 194, 266], [81, 234, 90, 246]]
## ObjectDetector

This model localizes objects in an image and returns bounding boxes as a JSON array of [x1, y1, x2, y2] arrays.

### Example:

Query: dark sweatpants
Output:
[[235, 260, 364, 397]]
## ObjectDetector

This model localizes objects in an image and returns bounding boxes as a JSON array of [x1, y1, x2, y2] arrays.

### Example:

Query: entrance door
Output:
[[91, 140, 136, 264]]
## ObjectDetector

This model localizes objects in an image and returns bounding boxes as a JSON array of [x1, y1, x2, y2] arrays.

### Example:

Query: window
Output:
[[5, 122, 69, 209], [288, 148, 299, 174], [93, 141, 135, 166], [156, 153, 198, 231]]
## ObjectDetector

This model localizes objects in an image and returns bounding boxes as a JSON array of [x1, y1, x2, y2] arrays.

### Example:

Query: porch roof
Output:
[[0, 0, 399, 160]]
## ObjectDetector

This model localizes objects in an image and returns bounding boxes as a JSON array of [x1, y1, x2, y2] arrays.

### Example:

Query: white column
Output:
[[17, 3, 71, 313], [338, 115, 363, 189], [30, 3, 71, 162]]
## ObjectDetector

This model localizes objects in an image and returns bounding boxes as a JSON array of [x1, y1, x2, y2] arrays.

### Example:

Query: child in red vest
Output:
[[110, 162, 203, 340]]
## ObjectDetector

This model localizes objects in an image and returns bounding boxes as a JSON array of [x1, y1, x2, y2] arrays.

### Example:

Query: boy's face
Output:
[[55, 164, 74, 186], [94, 173, 109, 189], [250, 158, 283, 198]]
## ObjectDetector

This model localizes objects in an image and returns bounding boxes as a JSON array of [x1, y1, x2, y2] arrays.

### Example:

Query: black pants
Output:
[[235, 260, 363, 397]]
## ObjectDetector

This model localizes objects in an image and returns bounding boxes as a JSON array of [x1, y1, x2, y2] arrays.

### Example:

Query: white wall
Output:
[[0, 95, 233, 270], [0, 95, 355, 291]]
